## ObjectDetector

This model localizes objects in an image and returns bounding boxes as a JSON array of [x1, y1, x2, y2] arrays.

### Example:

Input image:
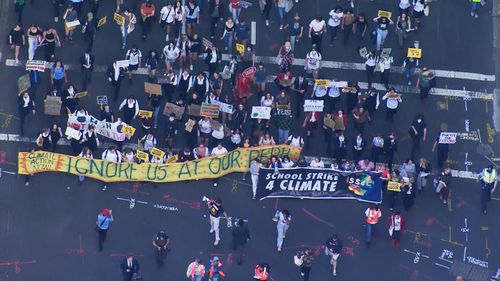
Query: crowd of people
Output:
[[7, 0, 496, 280]]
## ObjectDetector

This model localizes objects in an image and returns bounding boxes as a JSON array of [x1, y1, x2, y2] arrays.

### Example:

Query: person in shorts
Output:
[[325, 234, 343, 276]]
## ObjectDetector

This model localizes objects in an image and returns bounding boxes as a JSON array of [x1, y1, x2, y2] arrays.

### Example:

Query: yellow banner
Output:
[[18, 145, 302, 183]]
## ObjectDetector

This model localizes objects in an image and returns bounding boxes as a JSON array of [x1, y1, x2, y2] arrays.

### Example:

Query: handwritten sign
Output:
[[65, 20, 81, 28], [138, 110, 153, 118], [144, 82, 162, 95], [202, 38, 213, 49], [25, 60, 46, 72], [150, 147, 165, 159], [200, 102, 220, 118], [212, 100, 233, 113], [116, 59, 130, 68], [120, 125, 136, 137], [314, 79, 329, 87], [44, 96, 61, 116], [242, 66, 256, 78], [113, 13, 125, 25], [377, 10, 392, 18], [359, 47, 367, 58], [74, 91, 88, 99], [97, 16, 107, 28], [185, 119, 196, 132], [380, 48, 392, 59], [323, 117, 335, 129], [439, 132, 457, 144], [95, 121, 126, 141], [251, 106, 271, 119], [236, 43, 245, 54], [407, 48, 422, 59], [163, 103, 184, 120], [18, 74, 31, 95], [97, 95, 108, 105], [387, 181, 401, 192], [136, 150, 149, 162], [276, 105, 292, 116], [188, 104, 201, 117], [304, 100, 324, 112]]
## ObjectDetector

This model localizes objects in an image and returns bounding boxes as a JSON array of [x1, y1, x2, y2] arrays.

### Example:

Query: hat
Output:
[[101, 209, 110, 216], [212, 256, 220, 261]]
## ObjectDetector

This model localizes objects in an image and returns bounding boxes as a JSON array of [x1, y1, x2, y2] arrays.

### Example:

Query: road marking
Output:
[[434, 262, 451, 269], [4, 59, 494, 99]]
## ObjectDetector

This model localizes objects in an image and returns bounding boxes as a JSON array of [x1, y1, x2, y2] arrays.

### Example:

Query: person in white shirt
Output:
[[101, 145, 122, 191], [163, 41, 180, 72], [275, 209, 291, 252], [211, 142, 228, 187], [378, 56, 393, 90], [399, 0, 412, 13], [281, 155, 294, 168], [287, 134, 304, 148], [327, 6, 343, 45], [308, 15, 326, 53], [139, 132, 157, 152], [198, 117, 213, 146], [382, 88, 402, 122], [125, 45, 142, 82], [122, 147, 136, 162], [310, 156, 325, 168], [365, 52, 377, 89], [249, 158, 262, 199], [78, 147, 93, 184], [305, 46, 322, 79], [118, 96, 140, 124], [159, 2, 176, 41], [211, 125, 225, 147]]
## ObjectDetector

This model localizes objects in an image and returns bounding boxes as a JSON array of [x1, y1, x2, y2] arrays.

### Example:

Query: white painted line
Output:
[[463, 246, 467, 262], [438, 257, 453, 264], [1, 170, 17, 175], [434, 262, 451, 269]]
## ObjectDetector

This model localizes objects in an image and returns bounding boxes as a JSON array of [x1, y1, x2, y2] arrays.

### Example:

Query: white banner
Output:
[[211, 100, 234, 113], [25, 60, 46, 72], [251, 106, 271, 119], [67, 114, 100, 131], [95, 121, 128, 141], [439, 132, 457, 144], [304, 100, 324, 112]]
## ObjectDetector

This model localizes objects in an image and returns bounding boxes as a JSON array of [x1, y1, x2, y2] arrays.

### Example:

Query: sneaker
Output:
[[252, 195, 256, 200], [266, 20, 269, 26], [213, 182, 218, 187], [190, 64, 193, 71], [214, 240, 220, 246], [408, 81, 412, 86], [279, 25, 283, 30], [277, 246, 282, 252], [474, 14, 479, 19], [210, 229, 214, 233], [122, 44, 126, 50], [15, 59, 19, 64], [54, 17, 59, 22], [300, 272, 304, 276], [333, 270, 337, 276], [25, 181, 30, 186], [443, 200, 447, 204], [471, 12, 475, 17], [350, 1, 354, 8], [102, 185, 107, 191], [165, 34, 169, 42]]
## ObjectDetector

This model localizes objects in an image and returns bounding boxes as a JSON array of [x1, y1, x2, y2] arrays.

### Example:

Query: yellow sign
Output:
[[236, 43, 245, 54], [18, 146, 302, 183], [377, 10, 392, 19], [120, 125, 136, 136], [114, 13, 125, 25], [387, 181, 401, 192], [74, 91, 88, 99], [138, 110, 153, 118], [407, 48, 422, 59], [314, 79, 329, 87], [151, 147, 165, 159], [98, 16, 107, 28], [136, 150, 149, 162]]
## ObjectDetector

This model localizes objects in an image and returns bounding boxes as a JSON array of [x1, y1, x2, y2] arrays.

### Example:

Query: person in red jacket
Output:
[[253, 263, 270, 280], [388, 211, 405, 248]]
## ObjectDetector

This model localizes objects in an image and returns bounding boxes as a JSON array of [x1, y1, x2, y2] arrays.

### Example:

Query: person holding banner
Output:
[[8, 23, 25, 64], [77, 147, 93, 184], [101, 146, 122, 190]]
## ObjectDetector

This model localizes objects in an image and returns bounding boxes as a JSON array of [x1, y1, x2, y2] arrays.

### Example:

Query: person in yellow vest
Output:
[[364, 204, 382, 247], [477, 165, 497, 214], [470, 0, 483, 19]]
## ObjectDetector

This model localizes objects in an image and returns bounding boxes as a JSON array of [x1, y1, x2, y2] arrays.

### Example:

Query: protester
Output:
[[275, 209, 291, 252], [325, 234, 343, 276], [96, 208, 114, 251]]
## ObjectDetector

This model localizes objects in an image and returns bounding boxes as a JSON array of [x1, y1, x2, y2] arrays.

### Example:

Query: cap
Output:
[[101, 209, 110, 216], [212, 256, 219, 261]]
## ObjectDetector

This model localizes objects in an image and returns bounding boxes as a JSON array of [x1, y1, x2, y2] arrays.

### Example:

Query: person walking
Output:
[[207, 197, 228, 246], [341, 9, 354, 45], [250, 158, 262, 199], [364, 51, 376, 89], [186, 259, 206, 281], [275, 209, 291, 252], [207, 256, 225, 281], [18, 92, 35, 136], [8, 23, 25, 63], [416, 158, 431, 192], [107, 60, 125, 101], [470, 0, 482, 18], [79, 49, 94, 91], [140, 0, 155, 40], [296, 249, 314, 281], [232, 219, 251, 264], [325, 234, 343, 276], [395, 11, 411, 48], [364, 204, 382, 247], [327, 6, 343, 46], [435, 168, 451, 205], [96, 208, 114, 251], [408, 113, 427, 161], [416, 68, 436, 99], [120, 254, 140, 281], [308, 15, 326, 53], [382, 88, 402, 122], [125, 45, 142, 83], [372, 15, 393, 51], [432, 132, 450, 170], [77, 147, 93, 184], [477, 165, 497, 214], [152, 230, 170, 266], [388, 211, 405, 248]]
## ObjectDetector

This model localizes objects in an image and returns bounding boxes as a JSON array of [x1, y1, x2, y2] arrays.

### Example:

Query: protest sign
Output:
[[209, 119, 222, 130], [114, 13, 125, 25], [138, 110, 153, 118], [116, 60, 130, 68], [439, 132, 457, 144], [380, 48, 392, 59], [387, 181, 402, 192], [251, 106, 271, 119], [236, 43, 245, 54], [211, 100, 233, 113], [242, 66, 256, 78], [144, 82, 162, 95], [120, 125, 136, 137], [18, 74, 30, 95], [67, 114, 100, 131], [97, 16, 107, 28], [323, 117, 335, 129], [185, 119, 196, 132], [256, 168, 382, 203], [202, 38, 213, 49], [304, 100, 324, 112], [65, 20, 81, 28], [163, 103, 184, 120], [136, 150, 149, 162], [407, 48, 422, 59], [377, 10, 392, 18], [200, 102, 220, 118], [151, 147, 165, 159], [94, 121, 127, 141], [275, 105, 292, 116], [74, 91, 88, 99], [314, 79, 329, 87], [18, 145, 302, 183], [44, 96, 62, 116], [25, 60, 46, 72], [97, 96, 108, 105], [188, 104, 201, 117], [65, 127, 82, 140]]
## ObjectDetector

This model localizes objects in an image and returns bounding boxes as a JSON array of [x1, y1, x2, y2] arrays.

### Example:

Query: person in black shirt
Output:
[[100, 104, 115, 122], [50, 123, 63, 152], [152, 230, 170, 266], [408, 114, 427, 161], [18, 92, 35, 136], [177, 146, 195, 162], [432, 132, 449, 170], [80, 49, 94, 91], [232, 219, 250, 264], [384, 132, 398, 170], [8, 23, 25, 63]]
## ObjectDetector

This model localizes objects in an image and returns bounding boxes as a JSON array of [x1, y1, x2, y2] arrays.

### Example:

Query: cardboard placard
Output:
[[65, 20, 81, 28], [334, 116, 345, 131], [323, 117, 335, 129], [387, 181, 401, 192], [187, 104, 201, 117], [185, 119, 196, 132], [163, 103, 184, 120], [25, 60, 46, 72], [120, 125, 136, 136], [315, 79, 330, 87], [44, 96, 62, 116], [251, 106, 271, 119], [74, 91, 88, 99], [202, 38, 213, 49], [332, 81, 348, 88], [380, 48, 392, 59], [113, 13, 125, 25], [275, 105, 292, 116], [304, 100, 324, 112], [18, 74, 31, 95], [150, 147, 165, 159], [97, 95, 108, 105], [407, 48, 422, 59], [138, 110, 153, 118], [97, 16, 107, 28], [144, 82, 162, 95], [439, 132, 457, 144], [377, 10, 392, 18], [116, 60, 130, 68], [136, 150, 149, 162], [279, 79, 293, 87], [200, 102, 220, 118], [209, 119, 222, 130], [236, 43, 245, 54], [359, 47, 367, 58], [65, 127, 82, 140]]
